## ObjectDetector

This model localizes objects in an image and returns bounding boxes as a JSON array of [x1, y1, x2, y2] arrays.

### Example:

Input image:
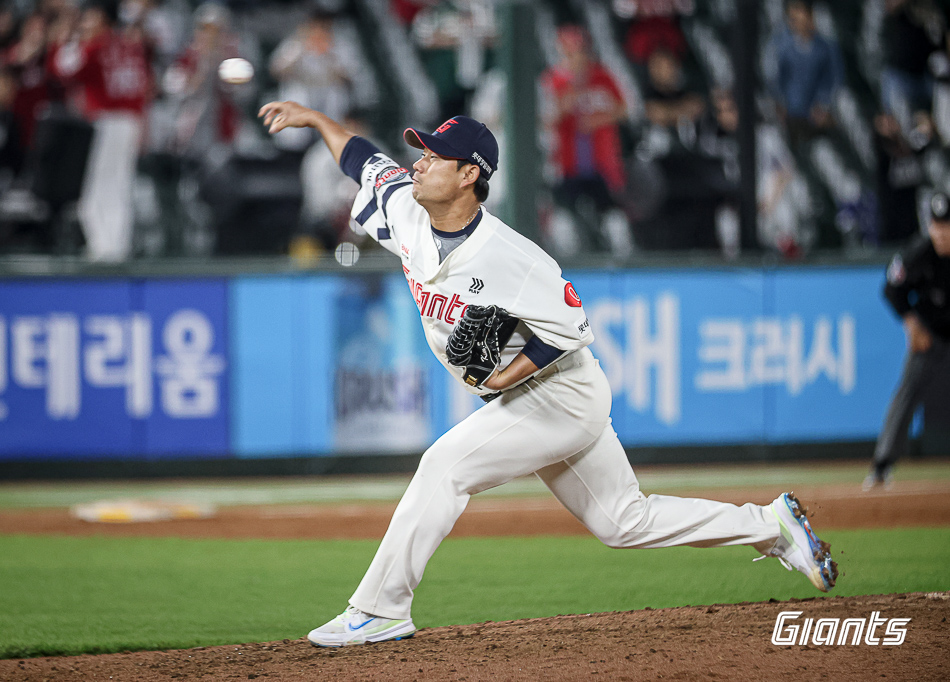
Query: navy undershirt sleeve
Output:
[[339, 136, 382, 182], [522, 336, 564, 369]]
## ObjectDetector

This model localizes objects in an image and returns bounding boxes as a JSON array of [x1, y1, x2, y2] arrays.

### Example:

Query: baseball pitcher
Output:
[[258, 101, 838, 647]]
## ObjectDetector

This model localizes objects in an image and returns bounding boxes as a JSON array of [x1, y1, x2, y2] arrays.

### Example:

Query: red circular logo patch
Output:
[[564, 282, 582, 307]]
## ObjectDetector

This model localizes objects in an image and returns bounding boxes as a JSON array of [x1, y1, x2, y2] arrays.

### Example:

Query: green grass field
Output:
[[1, 527, 948, 659]]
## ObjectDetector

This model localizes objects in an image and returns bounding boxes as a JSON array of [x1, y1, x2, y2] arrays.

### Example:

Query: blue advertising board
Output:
[[766, 268, 904, 441], [332, 273, 433, 453], [230, 273, 435, 457], [0, 279, 229, 459], [582, 269, 770, 444], [0, 264, 906, 461], [571, 266, 903, 446], [229, 276, 338, 457]]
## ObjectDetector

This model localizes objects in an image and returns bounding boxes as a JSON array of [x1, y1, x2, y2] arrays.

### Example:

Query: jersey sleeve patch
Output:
[[565, 282, 583, 307], [375, 167, 409, 189]]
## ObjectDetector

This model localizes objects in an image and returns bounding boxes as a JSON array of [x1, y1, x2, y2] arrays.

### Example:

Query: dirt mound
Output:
[[3, 593, 947, 681]]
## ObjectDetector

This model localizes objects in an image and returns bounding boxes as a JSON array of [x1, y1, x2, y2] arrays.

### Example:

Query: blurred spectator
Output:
[[875, 112, 926, 245], [0, 4, 18, 53], [50, 0, 151, 262], [469, 67, 506, 215], [119, 0, 186, 71], [163, 2, 241, 161], [635, 54, 740, 253], [268, 8, 359, 152], [932, 43, 950, 144], [542, 25, 629, 253], [703, 89, 808, 257], [39, 0, 75, 25], [411, 0, 495, 123], [4, 12, 53, 148], [613, 0, 693, 65], [390, 0, 428, 26], [267, 9, 364, 257], [44, 0, 79, 53], [0, 65, 24, 189], [768, 0, 842, 148], [643, 47, 705, 133], [881, 0, 945, 135]]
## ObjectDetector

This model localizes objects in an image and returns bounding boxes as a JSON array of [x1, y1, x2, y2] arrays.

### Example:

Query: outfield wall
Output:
[[0, 265, 907, 462]]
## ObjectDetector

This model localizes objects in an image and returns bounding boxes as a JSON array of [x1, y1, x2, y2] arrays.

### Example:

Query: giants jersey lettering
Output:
[[352, 152, 594, 394], [405, 271, 467, 325]]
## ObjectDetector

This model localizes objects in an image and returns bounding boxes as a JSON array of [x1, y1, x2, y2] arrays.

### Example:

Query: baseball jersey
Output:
[[341, 137, 594, 395], [51, 31, 150, 119]]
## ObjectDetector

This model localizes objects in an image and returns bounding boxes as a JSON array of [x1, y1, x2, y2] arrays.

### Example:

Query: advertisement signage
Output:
[[573, 267, 902, 445], [0, 279, 229, 459], [0, 265, 905, 461]]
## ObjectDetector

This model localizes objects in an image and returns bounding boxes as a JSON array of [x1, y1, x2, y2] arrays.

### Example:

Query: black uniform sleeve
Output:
[[339, 136, 382, 182], [883, 238, 927, 318], [521, 335, 563, 369]]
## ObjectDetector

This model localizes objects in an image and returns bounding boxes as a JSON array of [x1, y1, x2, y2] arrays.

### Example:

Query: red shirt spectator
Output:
[[44, 2, 151, 263], [50, 16, 150, 120], [625, 16, 687, 64], [390, 0, 429, 26], [4, 13, 53, 147], [615, 0, 693, 64], [544, 27, 627, 193]]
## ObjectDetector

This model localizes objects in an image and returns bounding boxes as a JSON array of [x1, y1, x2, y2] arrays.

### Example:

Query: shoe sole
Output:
[[783, 493, 838, 592]]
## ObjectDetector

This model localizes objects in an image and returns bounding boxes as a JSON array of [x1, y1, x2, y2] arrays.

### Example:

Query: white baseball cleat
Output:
[[307, 606, 416, 647], [760, 492, 838, 592]]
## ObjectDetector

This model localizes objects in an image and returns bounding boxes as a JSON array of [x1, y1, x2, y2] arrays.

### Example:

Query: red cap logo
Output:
[[435, 119, 459, 134], [565, 282, 582, 307]]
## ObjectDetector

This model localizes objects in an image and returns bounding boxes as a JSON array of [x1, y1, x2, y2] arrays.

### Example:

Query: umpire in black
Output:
[[866, 191, 950, 489]]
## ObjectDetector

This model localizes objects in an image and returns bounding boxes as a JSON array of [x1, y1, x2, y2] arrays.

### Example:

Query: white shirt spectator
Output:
[[270, 11, 361, 151]]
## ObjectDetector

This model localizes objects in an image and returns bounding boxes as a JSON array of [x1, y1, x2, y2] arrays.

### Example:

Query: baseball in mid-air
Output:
[[218, 58, 254, 84]]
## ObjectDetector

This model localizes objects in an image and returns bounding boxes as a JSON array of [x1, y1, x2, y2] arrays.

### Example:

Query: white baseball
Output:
[[218, 58, 254, 85]]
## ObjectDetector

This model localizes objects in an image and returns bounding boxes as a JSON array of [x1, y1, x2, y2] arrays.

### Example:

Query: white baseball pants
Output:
[[350, 348, 781, 620], [79, 113, 141, 262]]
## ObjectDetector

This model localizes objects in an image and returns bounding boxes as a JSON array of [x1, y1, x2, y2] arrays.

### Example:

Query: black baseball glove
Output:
[[446, 304, 519, 388]]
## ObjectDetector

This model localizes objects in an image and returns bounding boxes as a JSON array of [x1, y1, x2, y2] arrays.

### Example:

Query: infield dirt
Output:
[[2, 592, 947, 681], [1, 479, 947, 540]]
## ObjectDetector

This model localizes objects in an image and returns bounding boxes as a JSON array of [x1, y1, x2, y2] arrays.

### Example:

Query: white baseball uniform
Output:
[[340, 140, 782, 621]]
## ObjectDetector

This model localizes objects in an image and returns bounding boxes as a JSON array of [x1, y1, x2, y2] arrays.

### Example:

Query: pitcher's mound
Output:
[[4, 592, 947, 681]]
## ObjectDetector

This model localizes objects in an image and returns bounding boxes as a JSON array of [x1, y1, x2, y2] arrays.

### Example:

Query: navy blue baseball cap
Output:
[[404, 116, 498, 180]]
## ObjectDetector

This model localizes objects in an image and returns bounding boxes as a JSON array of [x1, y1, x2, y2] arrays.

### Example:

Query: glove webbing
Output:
[[446, 305, 496, 366]]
